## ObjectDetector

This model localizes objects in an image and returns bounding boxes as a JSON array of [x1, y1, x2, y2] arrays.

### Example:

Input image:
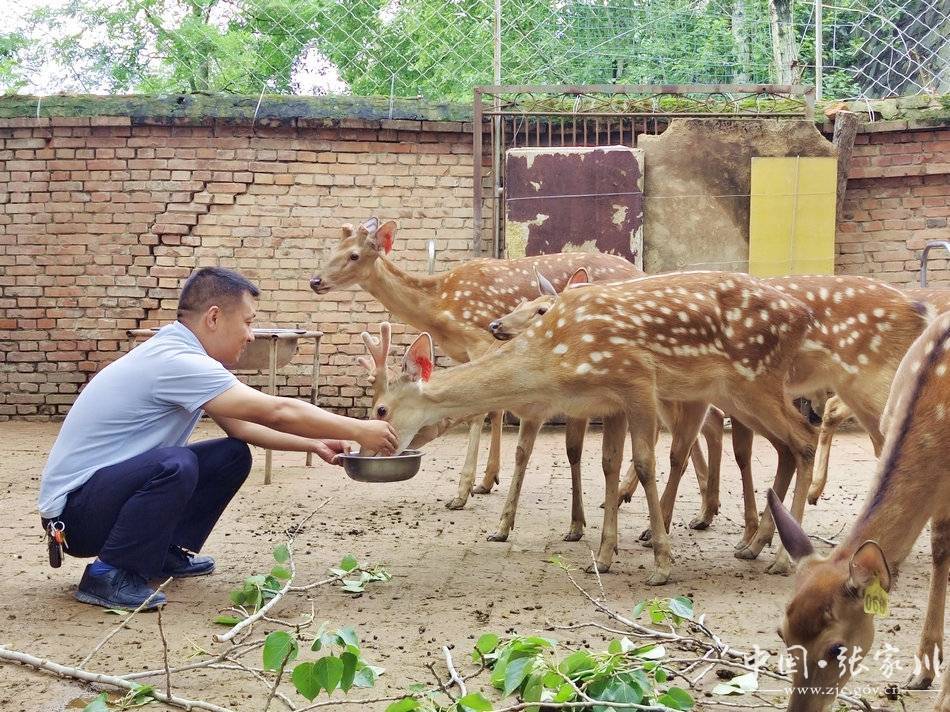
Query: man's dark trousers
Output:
[[54, 438, 251, 577]]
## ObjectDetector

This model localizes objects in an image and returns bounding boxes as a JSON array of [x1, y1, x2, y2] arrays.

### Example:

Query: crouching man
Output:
[[37, 267, 398, 610]]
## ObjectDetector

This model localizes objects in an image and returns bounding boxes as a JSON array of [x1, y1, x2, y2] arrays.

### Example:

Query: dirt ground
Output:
[[0, 420, 941, 712]]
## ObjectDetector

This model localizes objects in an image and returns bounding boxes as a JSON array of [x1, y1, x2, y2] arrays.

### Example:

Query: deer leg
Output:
[[474, 410, 504, 494], [691, 407, 724, 531], [907, 517, 950, 690], [564, 417, 588, 542], [446, 416, 484, 510], [639, 401, 709, 543], [808, 395, 852, 504], [937, 661, 950, 712], [588, 413, 626, 575], [845, 395, 886, 457], [730, 418, 760, 549], [487, 417, 541, 542]]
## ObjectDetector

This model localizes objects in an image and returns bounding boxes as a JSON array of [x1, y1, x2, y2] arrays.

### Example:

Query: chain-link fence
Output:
[[3, 1, 948, 101]]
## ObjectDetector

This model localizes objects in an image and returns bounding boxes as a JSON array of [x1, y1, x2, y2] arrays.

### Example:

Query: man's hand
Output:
[[312, 439, 352, 465], [356, 420, 398, 456]]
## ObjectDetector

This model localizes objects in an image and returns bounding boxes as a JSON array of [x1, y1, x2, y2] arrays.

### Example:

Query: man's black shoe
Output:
[[161, 545, 215, 578], [74, 565, 167, 610]]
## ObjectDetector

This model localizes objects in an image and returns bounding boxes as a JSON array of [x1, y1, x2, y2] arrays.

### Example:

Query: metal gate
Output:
[[472, 84, 816, 258]]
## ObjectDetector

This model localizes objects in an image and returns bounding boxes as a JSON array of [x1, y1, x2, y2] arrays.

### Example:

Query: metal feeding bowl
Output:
[[340, 450, 423, 483]]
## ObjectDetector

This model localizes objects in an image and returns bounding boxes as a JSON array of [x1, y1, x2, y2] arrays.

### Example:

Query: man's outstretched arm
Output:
[[203, 382, 397, 454]]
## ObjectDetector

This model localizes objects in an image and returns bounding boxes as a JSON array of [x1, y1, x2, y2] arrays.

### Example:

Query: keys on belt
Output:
[[45, 520, 67, 568]]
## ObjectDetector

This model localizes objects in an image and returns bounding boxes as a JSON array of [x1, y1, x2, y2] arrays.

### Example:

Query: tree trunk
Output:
[[732, 0, 751, 83], [768, 0, 797, 83]]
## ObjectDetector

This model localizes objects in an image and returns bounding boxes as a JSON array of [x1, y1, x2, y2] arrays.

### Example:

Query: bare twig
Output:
[[426, 660, 455, 703], [222, 655, 296, 711], [121, 639, 265, 680], [157, 606, 172, 702], [0, 645, 235, 712], [589, 548, 607, 601], [442, 645, 466, 698], [79, 576, 174, 668], [263, 652, 291, 712]]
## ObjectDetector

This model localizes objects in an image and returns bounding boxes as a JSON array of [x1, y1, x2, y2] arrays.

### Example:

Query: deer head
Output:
[[357, 324, 452, 452], [767, 490, 891, 712], [310, 217, 397, 294], [489, 268, 590, 340]]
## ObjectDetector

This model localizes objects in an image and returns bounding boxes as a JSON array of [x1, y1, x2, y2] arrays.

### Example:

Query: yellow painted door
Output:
[[748, 156, 837, 277]]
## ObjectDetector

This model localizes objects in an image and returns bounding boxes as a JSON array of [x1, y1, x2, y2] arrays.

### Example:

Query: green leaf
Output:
[[658, 686, 694, 711], [631, 601, 646, 619], [273, 544, 290, 563], [502, 655, 533, 697], [263, 631, 299, 671], [353, 663, 378, 688], [385, 699, 419, 712], [457, 692, 493, 711], [654, 667, 668, 683], [634, 643, 666, 660], [340, 554, 359, 571], [522, 672, 543, 710], [668, 596, 694, 620], [82, 693, 110, 712], [558, 650, 596, 678], [313, 655, 345, 695], [213, 614, 242, 626], [475, 633, 500, 656], [554, 682, 575, 702], [336, 626, 359, 648], [271, 565, 292, 580], [713, 672, 759, 696], [291, 662, 321, 701], [340, 652, 358, 692], [341, 580, 366, 593]]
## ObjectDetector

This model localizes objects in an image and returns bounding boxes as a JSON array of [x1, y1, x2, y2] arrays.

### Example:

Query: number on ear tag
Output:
[[864, 577, 889, 617]]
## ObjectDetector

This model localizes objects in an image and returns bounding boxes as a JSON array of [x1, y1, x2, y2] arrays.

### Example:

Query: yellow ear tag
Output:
[[864, 578, 889, 617]]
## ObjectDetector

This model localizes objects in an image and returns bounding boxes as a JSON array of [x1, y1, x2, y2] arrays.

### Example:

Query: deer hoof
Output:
[[904, 671, 934, 690], [806, 491, 822, 506], [734, 544, 760, 560], [646, 569, 671, 586], [689, 515, 712, 530], [486, 531, 509, 542], [471, 484, 492, 495], [586, 561, 611, 574], [765, 557, 793, 576], [563, 528, 584, 542], [638, 528, 653, 542], [445, 497, 467, 510]]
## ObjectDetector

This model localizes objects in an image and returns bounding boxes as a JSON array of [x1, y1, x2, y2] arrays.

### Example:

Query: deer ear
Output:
[[341, 223, 355, 238], [767, 489, 814, 561], [849, 541, 891, 593], [568, 267, 590, 287], [376, 220, 397, 254], [402, 332, 434, 382], [536, 270, 557, 297]]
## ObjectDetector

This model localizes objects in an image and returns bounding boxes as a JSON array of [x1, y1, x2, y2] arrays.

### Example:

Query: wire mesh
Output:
[[4, 1, 948, 100]]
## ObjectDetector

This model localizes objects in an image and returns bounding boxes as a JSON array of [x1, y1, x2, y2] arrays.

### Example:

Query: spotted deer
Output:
[[310, 217, 642, 510], [768, 310, 950, 711], [366, 271, 818, 584], [638, 275, 932, 573], [807, 286, 950, 504], [488, 268, 726, 542]]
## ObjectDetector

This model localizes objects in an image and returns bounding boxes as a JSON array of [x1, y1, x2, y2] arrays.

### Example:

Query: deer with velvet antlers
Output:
[[364, 271, 819, 584], [769, 309, 950, 711], [310, 217, 642, 511]]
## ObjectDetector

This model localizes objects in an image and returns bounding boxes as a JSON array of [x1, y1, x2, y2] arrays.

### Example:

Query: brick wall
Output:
[[835, 124, 950, 285], [0, 111, 947, 420], [0, 115, 484, 419]]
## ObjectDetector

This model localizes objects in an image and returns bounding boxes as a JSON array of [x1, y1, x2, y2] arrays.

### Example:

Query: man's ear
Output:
[[402, 333, 434, 382]]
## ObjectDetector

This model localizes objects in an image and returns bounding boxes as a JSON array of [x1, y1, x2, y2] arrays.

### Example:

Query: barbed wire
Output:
[[4, 1, 947, 101]]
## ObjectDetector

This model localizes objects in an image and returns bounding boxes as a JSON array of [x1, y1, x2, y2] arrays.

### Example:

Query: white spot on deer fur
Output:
[[806, 291, 815, 301], [819, 287, 829, 300], [526, 329, 535, 338], [463, 310, 471, 319], [845, 287, 855, 297], [937, 364, 948, 378], [609, 336, 628, 345], [545, 330, 553, 338], [553, 343, 568, 355], [873, 307, 885, 318], [857, 353, 869, 365], [870, 335, 882, 352], [744, 317, 753, 328], [576, 363, 592, 375], [557, 318, 566, 328], [912, 360, 922, 373], [590, 352, 604, 362], [581, 334, 594, 343]]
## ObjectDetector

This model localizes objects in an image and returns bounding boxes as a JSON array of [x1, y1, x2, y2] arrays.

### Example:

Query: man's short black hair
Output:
[[177, 267, 260, 320]]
